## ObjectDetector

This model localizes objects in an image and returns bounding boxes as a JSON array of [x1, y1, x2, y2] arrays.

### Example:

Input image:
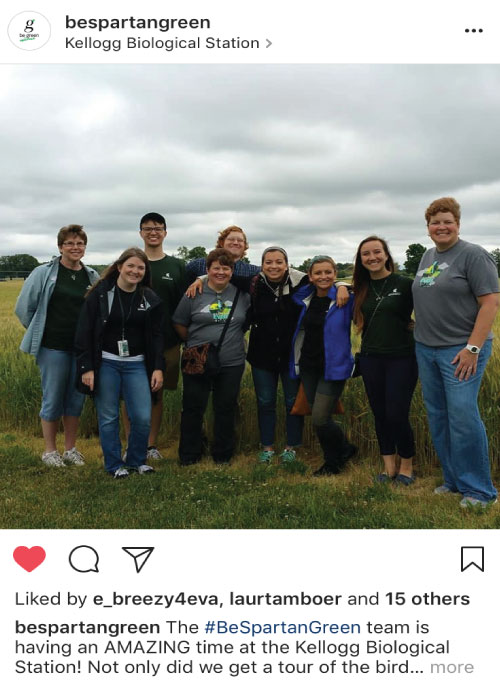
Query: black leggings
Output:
[[359, 355, 418, 459]]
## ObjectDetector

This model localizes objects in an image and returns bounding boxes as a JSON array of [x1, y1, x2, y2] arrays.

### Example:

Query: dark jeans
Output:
[[251, 366, 303, 447], [359, 354, 418, 459], [179, 365, 245, 464], [300, 368, 347, 466]]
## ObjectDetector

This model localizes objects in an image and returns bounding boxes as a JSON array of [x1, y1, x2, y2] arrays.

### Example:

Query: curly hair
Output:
[[206, 248, 235, 270], [425, 197, 461, 225], [215, 225, 248, 257]]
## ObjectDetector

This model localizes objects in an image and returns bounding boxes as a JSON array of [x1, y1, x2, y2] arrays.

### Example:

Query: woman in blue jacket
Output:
[[290, 256, 356, 476]]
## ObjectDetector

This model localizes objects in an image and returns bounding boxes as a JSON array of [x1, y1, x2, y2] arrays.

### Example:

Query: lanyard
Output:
[[115, 287, 136, 341]]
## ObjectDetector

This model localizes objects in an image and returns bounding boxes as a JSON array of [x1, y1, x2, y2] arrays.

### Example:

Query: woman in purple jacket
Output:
[[291, 256, 356, 476]]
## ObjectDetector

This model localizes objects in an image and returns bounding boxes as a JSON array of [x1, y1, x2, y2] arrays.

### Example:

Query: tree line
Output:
[[2, 245, 500, 279]]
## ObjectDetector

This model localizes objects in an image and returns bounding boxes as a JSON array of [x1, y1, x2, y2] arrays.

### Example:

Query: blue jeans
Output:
[[37, 347, 85, 421], [251, 366, 303, 447], [95, 358, 151, 473], [415, 340, 496, 502]]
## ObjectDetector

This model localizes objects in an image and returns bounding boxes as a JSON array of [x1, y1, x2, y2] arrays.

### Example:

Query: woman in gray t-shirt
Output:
[[173, 248, 250, 465], [413, 197, 499, 508]]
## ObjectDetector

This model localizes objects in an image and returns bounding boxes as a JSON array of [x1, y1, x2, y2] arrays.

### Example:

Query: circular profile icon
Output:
[[8, 11, 51, 51]]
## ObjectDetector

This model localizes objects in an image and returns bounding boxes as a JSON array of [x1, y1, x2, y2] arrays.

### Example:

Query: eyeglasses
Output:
[[141, 227, 166, 233], [62, 241, 86, 247]]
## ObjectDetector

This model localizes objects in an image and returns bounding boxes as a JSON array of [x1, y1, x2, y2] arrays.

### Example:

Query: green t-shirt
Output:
[[42, 263, 91, 351], [148, 254, 187, 348], [360, 273, 414, 356]]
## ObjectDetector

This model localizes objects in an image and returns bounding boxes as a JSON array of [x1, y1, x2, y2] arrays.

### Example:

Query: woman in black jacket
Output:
[[75, 247, 164, 479], [246, 247, 309, 464]]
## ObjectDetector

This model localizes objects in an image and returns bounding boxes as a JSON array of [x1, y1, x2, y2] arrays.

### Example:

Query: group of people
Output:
[[15, 198, 499, 508]]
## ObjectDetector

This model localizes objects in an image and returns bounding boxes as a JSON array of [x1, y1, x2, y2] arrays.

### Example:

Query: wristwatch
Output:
[[466, 344, 481, 354]]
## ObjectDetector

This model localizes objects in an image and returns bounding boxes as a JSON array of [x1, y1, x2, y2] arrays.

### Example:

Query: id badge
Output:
[[117, 339, 130, 357]]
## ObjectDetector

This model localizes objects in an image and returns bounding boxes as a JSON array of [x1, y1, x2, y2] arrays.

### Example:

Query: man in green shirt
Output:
[[134, 212, 187, 459]]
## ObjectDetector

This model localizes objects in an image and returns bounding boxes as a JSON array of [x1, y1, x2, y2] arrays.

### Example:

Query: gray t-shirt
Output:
[[173, 282, 250, 367], [412, 239, 499, 347]]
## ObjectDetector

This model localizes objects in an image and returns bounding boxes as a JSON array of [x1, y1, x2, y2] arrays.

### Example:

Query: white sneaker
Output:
[[113, 467, 129, 479], [460, 496, 497, 509], [63, 447, 85, 465], [42, 451, 65, 467], [147, 446, 162, 460], [137, 465, 155, 475]]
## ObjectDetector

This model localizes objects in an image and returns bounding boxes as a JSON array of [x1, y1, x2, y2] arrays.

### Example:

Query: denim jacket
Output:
[[290, 284, 354, 381], [14, 257, 99, 356]]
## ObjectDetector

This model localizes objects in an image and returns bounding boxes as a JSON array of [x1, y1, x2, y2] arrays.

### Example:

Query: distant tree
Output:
[[175, 246, 207, 263], [403, 243, 426, 276], [490, 248, 500, 276], [0, 254, 39, 273], [293, 258, 313, 274]]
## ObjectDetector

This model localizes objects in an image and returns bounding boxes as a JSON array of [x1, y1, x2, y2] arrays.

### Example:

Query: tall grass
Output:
[[1, 280, 499, 473]]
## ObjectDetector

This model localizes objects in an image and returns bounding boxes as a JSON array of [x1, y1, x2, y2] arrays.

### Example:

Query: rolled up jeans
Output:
[[37, 346, 85, 421]]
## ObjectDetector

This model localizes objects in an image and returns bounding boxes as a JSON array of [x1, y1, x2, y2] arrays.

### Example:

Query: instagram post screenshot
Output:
[[0, 1, 499, 681]]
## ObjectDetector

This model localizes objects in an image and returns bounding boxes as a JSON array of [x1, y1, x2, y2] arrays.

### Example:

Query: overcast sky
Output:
[[1, 64, 500, 267]]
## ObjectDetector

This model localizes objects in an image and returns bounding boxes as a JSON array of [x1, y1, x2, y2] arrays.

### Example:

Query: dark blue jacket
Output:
[[290, 284, 354, 381]]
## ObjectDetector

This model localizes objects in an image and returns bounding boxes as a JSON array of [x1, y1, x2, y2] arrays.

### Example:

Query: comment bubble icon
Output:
[[69, 545, 100, 573]]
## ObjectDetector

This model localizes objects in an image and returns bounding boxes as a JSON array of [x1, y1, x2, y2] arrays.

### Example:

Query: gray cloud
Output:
[[1, 64, 500, 266]]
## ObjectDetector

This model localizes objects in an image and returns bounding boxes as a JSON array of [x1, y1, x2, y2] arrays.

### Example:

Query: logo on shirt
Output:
[[161, 273, 173, 280], [417, 260, 449, 287], [388, 288, 401, 297], [201, 299, 233, 323]]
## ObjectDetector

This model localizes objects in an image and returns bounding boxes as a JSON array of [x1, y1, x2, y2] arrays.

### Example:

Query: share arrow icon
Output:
[[122, 547, 155, 573]]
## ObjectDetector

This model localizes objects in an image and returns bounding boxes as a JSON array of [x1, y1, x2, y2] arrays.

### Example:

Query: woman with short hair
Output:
[[173, 248, 250, 465], [290, 256, 356, 476], [15, 225, 98, 467], [413, 197, 499, 507], [75, 247, 164, 479]]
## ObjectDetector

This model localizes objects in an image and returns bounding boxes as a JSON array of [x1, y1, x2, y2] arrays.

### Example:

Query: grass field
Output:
[[1, 279, 499, 529]]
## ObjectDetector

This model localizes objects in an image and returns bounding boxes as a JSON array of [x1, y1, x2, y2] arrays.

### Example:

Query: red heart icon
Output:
[[13, 546, 46, 572]]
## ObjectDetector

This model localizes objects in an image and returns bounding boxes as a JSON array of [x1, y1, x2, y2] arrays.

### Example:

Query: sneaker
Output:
[[434, 485, 456, 495], [280, 448, 296, 464], [137, 465, 155, 475], [147, 446, 162, 460], [62, 447, 85, 466], [42, 451, 65, 467], [258, 450, 274, 464], [460, 496, 497, 509], [376, 473, 394, 484], [113, 467, 129, 479], [313, 463, 340, 477], [394, 474, 415, 486]]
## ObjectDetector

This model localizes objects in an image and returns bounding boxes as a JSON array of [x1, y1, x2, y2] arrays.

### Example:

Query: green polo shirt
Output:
[[148, 254, 187, 348]]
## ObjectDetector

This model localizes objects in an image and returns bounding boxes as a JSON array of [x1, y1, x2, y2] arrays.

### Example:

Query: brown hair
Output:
[[87, 247, 152, 295], [57, 224, 87, 247], [352, 236, 395, 332], [425, 197, 461, 225], [308, 255, 337, 274], [206, 248, 235, 270], [215, 225, 248, 257]]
